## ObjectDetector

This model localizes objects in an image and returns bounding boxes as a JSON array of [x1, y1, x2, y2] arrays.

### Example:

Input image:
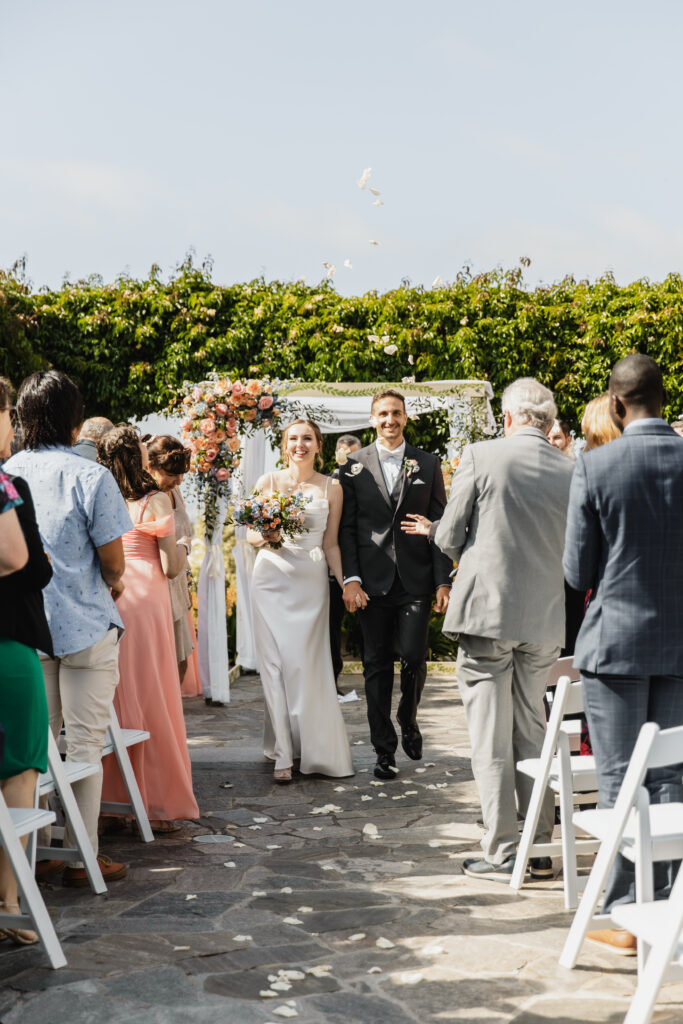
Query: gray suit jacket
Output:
[[563, 419, 683, 675], [435, 428, 574, 645]]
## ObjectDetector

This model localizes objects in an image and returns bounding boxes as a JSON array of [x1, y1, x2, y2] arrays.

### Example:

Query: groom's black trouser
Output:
[[359, 575, 431, 758]]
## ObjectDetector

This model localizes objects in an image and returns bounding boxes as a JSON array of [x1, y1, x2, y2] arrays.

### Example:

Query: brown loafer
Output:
[[35, 859, 66, 880], [586, 928, 637, 955], [63, 854, 127, 888]]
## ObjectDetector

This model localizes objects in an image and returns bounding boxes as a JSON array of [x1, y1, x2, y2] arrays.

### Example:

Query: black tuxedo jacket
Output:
[[338, 442, 452, 597]]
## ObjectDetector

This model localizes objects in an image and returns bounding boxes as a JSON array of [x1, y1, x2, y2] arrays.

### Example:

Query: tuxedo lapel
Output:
[[393, 444, 415, 515], [365, 444, 393, 510]]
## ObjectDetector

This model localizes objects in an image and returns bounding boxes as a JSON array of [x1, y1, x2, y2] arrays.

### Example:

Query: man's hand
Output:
[[400, 513, 432, 536], [343, 580, 370, 613], [110, 578, 125, 600], [262, 529, 281, 544], [434, 585, 450, 614]]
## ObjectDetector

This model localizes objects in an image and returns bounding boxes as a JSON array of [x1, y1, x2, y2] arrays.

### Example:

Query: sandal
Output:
[[150, 820, 182, 834], [0, 903, 38, 946], [274, 768, 292, 783]]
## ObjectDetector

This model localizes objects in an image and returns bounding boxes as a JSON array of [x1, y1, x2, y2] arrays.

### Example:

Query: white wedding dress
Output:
[[250, 482, 354, 777]]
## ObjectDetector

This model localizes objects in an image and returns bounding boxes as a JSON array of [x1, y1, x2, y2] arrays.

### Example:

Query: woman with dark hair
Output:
[[0, 377, 52, 943], [143, 435, 197, 689], [4, 371, 131, 887], [98, 426, 198, 833], [247, 419, 353, 782]]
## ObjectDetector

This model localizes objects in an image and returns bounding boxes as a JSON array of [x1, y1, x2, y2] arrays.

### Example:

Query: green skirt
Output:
[[0, 638, 48, 779]]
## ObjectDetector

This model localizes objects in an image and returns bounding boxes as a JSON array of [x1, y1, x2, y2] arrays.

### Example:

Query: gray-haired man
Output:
[[435, 378, 574, 879]]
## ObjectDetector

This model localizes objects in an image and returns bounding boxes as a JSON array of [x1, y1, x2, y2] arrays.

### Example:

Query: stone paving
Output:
[[2, 670, 683, 1024]]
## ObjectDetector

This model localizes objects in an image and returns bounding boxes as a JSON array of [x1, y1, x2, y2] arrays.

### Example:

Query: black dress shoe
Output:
[[529, 857, 554, 879], [374, 753, 399, 780], [399, 724, 422, 761]]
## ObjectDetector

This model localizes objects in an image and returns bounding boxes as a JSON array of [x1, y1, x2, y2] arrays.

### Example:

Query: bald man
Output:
[[564, 353, 683, 951]]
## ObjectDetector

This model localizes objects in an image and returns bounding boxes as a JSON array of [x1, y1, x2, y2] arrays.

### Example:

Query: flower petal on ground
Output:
[[376, 937, 395, 949]]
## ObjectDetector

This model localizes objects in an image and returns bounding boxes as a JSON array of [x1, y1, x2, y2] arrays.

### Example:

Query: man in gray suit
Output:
[[564, 353, 683, 953], [435, 378, 573, 879]]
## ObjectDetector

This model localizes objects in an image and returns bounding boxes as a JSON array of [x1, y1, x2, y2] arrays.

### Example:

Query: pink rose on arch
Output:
[[192, 387, 203, 401], [231, 381, 245, 396], [215, 402, 229, 416], [181, 417, 192, 431], [227, 435, 242, 453], [226, 418, 238, 434], [199, 418, 216, 436], [213, 428, 226, 442], [205, 447, 218, 461], [258, 395, 273, 410], [215, 467, 231, 482]]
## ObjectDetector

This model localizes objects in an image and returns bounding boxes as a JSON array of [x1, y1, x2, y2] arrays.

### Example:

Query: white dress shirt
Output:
[[376, 439, 405, 493]]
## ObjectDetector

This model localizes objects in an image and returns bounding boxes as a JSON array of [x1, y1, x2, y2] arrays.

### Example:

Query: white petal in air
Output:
[[383, 345, 398, 356], [408, 354, 414, 365], [373, 199, 384, 206], [343, 259, 353, 269], [357, 167, 372, 189], [369, 187, 381, 196], [369, 239, 380, 246], [432, 275, 442, 287], [326, 265, 336, 280]]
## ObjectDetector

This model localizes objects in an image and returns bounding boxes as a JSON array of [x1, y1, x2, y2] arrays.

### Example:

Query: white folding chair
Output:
[[99, 707, 154, 843], [612, 861, 683, 1024], [511, 670, 600, 908], [29, 732, 106, 894], [559, 722, 683, 972], [0, 788, 66, 969]]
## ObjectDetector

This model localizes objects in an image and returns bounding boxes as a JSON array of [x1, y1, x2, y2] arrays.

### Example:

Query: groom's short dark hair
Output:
[[371, 388, 406, 411]]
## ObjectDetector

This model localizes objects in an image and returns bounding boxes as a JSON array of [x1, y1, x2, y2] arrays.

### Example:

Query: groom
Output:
[[339, 389, 452, 779]]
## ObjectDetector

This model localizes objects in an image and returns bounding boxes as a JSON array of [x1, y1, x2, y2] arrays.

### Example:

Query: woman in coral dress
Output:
[[99, 426, 199, 832]]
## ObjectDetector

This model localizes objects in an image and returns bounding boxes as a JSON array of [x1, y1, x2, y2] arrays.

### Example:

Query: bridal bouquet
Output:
[[231, 491, 308, 548]]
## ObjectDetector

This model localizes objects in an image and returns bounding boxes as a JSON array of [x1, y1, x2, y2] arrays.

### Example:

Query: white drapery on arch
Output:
[[232, 380, 495, 671]]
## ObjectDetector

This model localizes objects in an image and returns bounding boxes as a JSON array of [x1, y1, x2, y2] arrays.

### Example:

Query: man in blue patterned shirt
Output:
[[5, 371, 132, 886]]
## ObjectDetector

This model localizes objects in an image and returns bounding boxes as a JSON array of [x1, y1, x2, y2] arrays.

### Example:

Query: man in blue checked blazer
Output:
[[564, 353, 683, 950]]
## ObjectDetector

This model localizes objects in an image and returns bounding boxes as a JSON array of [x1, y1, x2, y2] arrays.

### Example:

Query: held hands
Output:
[[400, 513, 432, 537], [343, 580, 370, 613], [434, 585, 450, 614], [110, 579, 125, 600]]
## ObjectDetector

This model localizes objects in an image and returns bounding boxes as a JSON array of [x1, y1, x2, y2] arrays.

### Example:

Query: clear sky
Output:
[[2, 1, 683, 295]]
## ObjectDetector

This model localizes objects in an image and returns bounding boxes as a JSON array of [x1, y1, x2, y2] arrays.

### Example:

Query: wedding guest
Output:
[[0, 450, 52, 944], [564, 354, 683, 954], [330, 434, 362, 693], [434, 378, 573, 880], [547, 418, 573, 457], [98, 426, 199, 832], [3, 370, 131, 886], [581, 392, 620, 450], [143, 435, 195, 685], [670, 417, 683, 437], [73, 417, 114, 461]]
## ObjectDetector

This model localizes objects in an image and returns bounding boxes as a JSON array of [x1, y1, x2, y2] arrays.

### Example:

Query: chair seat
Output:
[[39, 761, 98, 796], [612, 900, 683, 964], [518, 755, 598, 793], [575, 803, 683, 861], [6, 807, 56, 839], [101, 728, 150, 758]]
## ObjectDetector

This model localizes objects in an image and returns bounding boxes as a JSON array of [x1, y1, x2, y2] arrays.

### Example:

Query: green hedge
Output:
[[3, 254, 683, 429]]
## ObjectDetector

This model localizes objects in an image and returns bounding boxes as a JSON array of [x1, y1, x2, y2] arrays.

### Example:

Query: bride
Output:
[[248, 419, 354, 782]]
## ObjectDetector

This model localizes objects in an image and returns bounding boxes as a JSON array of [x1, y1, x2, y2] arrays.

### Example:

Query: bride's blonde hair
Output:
[[281, 419, 324, 470]]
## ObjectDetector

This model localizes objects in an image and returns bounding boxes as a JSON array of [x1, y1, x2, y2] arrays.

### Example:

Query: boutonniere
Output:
[[350, 462, 364, 476], [403, 458, 420, 477]]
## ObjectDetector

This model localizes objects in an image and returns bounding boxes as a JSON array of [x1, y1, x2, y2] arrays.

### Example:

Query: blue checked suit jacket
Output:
[[563, 419, 683, 675]]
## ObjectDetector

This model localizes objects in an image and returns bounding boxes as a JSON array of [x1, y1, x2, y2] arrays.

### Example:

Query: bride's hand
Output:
[[400, 513, 432, 536], [262, 528, 281, 544]]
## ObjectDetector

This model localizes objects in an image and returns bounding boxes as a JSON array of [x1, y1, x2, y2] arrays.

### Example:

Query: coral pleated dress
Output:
[[102, 496, 199, 821]]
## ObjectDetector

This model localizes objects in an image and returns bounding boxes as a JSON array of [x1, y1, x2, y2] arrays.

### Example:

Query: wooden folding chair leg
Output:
[[557, 732, 579, 910], [106, 711, 153, 843], [0, 798, 66, 969], [41, 733, 106, 894]]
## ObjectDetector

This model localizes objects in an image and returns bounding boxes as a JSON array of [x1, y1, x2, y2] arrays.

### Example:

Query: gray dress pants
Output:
[[457, 635, 558, 865]]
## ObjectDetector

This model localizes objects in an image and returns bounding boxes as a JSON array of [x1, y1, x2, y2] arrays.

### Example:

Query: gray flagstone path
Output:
[[1, 670, 682, 1023]]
